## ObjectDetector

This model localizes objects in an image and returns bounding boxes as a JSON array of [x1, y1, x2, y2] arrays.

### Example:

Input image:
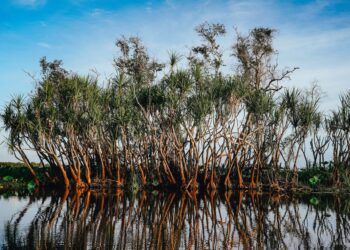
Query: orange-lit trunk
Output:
[[249, 166, 256, 189], [236, 157, 244, 189]]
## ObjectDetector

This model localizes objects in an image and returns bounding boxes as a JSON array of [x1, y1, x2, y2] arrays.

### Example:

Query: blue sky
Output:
[[1, 0, 350, 160]]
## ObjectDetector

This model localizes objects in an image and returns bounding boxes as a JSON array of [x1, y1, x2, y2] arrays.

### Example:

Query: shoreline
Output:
[[1, 179, 350, 195]]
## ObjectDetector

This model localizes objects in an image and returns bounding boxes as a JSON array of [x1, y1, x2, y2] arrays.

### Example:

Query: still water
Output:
[[0, 190, 349, 249]]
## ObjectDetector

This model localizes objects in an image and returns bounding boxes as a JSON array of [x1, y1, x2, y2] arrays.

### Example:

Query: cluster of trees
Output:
[[1, 23, 349, 190]]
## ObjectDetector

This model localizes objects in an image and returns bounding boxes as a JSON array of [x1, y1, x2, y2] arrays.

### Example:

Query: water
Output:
[[0, 190, 349, 249]]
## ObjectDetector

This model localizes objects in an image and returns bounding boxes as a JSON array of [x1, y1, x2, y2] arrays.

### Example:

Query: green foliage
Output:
[[136, 85, 167, 110], [151, 190, 159, 196], [2, 176, 14, 182], [342, 170, 350, 187], [245, 89, 274, 119], [27, 180, 36, 192], [0, 164, 46, 183], [309, 175, 319, 187], [310, 196, 319, 206], [187, 94, 212, 125], [298, 167, 332, 187]]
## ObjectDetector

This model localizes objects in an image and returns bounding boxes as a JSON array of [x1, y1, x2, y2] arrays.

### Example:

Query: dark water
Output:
[[0, 190, 349, 249]]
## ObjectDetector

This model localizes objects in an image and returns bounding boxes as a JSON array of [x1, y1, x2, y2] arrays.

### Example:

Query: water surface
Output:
[[0, 190, 349, 249]]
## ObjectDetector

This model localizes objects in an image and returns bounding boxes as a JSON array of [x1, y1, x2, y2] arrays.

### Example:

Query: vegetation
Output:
[[1, 22, 349, 191], [0, 162, 44, 192]]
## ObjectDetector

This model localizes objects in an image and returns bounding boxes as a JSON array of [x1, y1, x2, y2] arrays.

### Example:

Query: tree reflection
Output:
[[2, 191, 350, 249]]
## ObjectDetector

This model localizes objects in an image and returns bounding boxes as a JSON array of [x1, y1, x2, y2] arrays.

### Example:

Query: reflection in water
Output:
[[1, 190, 350, 249]]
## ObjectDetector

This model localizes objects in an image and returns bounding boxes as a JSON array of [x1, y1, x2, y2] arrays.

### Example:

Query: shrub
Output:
[[2, 176, 14, 182], [309, 176, 319, 187]]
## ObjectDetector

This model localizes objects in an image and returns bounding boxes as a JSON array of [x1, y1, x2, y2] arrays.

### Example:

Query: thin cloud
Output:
[[40, 21, 48, 27], [37, 42, 51, 48], [89, 8, 103, 17], [13, 0, 46, 7]]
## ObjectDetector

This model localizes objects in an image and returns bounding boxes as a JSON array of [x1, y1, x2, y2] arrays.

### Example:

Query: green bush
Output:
[[3, 176, 14, 182], [310, 196, 319, 206], [298, 166, 332, 187], [309, 176, 319, 187], [0, 162, 47, 183], [27, 180, 36, 192]]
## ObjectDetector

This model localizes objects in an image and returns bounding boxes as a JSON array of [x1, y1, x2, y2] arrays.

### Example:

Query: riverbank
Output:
[[0, 162, 44, 194], [1, 162, 350, 194]]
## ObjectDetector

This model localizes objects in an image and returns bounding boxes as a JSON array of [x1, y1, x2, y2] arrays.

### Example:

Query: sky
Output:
[[1, 0, 350, 161]]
